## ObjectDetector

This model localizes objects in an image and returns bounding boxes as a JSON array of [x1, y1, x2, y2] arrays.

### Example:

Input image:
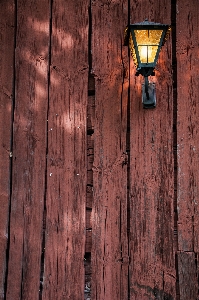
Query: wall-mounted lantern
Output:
[[124, 19, 171, 108]]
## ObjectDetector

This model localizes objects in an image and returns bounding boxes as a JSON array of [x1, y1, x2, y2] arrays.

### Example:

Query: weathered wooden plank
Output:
[[129, 1, 175, 299], [176, 0, 199, 253], [176, 1, 199, 298], [0, 1, 15, 299], [91, 0, 129, 299], [6, 1, 49, 299], [177, 252, 198, 300], [42, 0, 89, 299]]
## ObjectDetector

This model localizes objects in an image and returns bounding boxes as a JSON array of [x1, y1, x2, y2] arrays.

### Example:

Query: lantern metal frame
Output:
[[124, 20, 171, 108]]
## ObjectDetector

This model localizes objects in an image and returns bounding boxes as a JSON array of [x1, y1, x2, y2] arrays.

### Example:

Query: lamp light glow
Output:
[[135, 29, 163, 64]]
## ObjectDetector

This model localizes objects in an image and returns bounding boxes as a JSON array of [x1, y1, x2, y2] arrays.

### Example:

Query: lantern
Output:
[[124, 19, 171, 108]]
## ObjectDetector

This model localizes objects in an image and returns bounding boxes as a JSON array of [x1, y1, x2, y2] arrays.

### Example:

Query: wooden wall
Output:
[[0, 0, 199, 299]]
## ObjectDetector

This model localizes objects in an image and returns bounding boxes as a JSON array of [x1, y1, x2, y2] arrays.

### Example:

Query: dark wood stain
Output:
[[177, 252, 198, 300]]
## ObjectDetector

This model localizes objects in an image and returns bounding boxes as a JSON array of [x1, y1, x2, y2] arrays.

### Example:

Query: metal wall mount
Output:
[[142, 77, 156, 109]]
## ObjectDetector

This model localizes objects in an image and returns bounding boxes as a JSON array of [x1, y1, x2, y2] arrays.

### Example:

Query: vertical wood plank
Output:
[[91, 0, 129, 299], [129, 1, 175, 299], [42, 0, 89, 299], [176, 0, 199, 252], [6, 1, 49, 299], [177, 252, 198, 300], [176, 0, 199, 298], [0, 1, 15, 298]]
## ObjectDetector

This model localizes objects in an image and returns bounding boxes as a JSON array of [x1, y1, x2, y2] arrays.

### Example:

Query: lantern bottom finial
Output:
[[142, 77, 156, 109]]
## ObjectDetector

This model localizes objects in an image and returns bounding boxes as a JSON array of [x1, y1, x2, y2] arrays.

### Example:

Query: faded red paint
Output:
[[6, 1, 49, 299], [42, 0, 89, 299], [177, 0, 199, 299], [129, 0, 176, 299], [0, 1, 15, 298], [0, 0, 199, 299], [91, 1, 129, 299]]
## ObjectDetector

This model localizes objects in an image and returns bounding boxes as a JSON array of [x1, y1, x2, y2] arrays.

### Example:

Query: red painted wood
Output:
[[6, 1, 49, 299], [176, 0, 199, 252], [42, 0, 89, 298], [176, 0, 199, 297], [129, 1, 175, 299], [91, 1, 129, 299], [1, 1, 199, 299], [177, 252, 198, 300], [0, 1, 15, 298]]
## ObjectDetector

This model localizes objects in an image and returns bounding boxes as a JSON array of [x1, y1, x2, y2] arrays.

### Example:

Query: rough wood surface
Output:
[[42, 0, 89, 299], [129, 1, 175, 299], [176, 0, 199, 298], [177, 252, 198, 300], [176, 0, 199, 252], [1, 1, 199, 299], [91, 0, 129, 299], [0, 1, 15, 299], [6, 1, 49, 299]]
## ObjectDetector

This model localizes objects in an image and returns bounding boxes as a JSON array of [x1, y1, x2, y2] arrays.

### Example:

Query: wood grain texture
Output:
[[0, 1, 15, 299], [6, 1, 49, 299], [176, 0, 199, 253], [176, 0, 199, 298], [91, 0, 129, 298], [177, 252, 198, 300], [42, 0, 89, 299], [129, 1, 175, 299], [1, 1, 199, 299]]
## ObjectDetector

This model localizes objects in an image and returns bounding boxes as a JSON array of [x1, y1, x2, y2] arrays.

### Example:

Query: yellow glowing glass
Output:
[[134, 30, 163, 63], [129, 33, 138, 67]]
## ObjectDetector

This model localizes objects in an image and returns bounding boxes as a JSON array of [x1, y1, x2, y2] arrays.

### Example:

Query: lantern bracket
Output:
[[142, 76, 156, 109], [135, 67, 155, 77]]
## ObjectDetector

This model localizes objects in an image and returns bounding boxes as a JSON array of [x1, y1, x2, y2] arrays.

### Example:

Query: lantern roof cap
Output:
[[130, 19, 169, 26], [124, 20, 171, 46], [131, 19, 169, 27]]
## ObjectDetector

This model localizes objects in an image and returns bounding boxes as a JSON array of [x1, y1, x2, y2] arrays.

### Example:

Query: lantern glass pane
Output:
[[134, 29, 163, 63], [138, 45, 159, 63], [129, 33, 138, 67]]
